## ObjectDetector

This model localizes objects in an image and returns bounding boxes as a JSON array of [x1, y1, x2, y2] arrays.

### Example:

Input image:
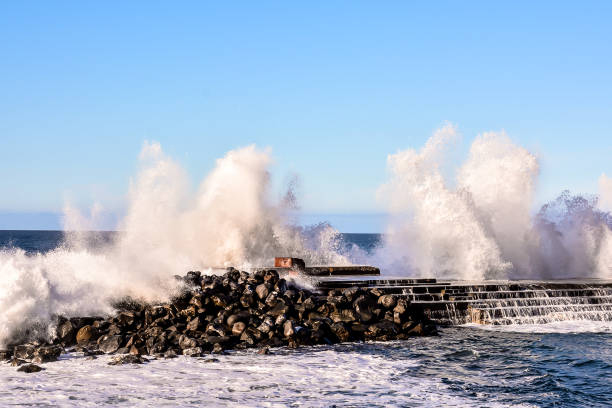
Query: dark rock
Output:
[[402, 321, 424, 335], [226, 311, 250, 327], [283, 320, 295, 338], [108, 354, 146, 365], [13, 344, 37, 360], [342, 286, 362, 302], [231, 322, 246, 336], [378, 294, 398, 310], [182, 347, 203, 357], [330, 322, 351, 342], [56, 320, 75, 344], [98, 335, 123, 353], [32, 345, 62, 364], [178, 335, 198, 350], [353, 296, 375, 323], [330, 309, 358, 323], [211, 343, 225, 354], [17, 364, 45, 373], [0, 350, 12, 361], [268, 300, 290, 316], [257, 347, 269, 355], [163, 349, 178, 359], [368, 320, 398, 337], [204, 335, 231, 345], [186, 316, 201, 332], [255, 284, 270, 300], [205, 323, 226, 337], [211, 294, 230, 308]]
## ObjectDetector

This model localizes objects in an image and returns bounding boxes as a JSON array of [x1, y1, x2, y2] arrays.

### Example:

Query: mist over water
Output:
[[1, 127, 611, 346]]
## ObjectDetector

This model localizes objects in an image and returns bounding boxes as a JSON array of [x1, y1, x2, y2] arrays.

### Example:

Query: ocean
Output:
[[1, 231, 611, 407]]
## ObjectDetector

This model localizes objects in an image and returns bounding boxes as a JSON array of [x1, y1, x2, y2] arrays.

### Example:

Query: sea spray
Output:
[[376, 124, 512, 280], [376, 124, 612, 280], [0, 143, 352, 347]]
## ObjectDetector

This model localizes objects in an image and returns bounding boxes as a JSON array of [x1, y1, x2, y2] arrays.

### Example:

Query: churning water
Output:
[[1, 232, 612, 407]]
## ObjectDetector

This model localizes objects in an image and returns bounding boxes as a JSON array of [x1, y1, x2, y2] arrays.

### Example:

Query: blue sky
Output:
[[1, 2, 611, 232]]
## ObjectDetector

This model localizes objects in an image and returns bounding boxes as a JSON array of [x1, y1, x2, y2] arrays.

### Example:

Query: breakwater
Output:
[[0, 268, 436, 369]]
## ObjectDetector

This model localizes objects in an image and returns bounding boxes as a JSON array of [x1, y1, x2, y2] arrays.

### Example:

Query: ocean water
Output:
[[1, 231, 611, 407]]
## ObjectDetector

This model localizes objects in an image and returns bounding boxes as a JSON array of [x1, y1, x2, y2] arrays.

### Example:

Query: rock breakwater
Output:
[[1, 268, 436, 369]]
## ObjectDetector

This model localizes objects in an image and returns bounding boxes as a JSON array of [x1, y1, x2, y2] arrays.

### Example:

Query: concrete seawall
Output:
[[314, 276, 612, 325]]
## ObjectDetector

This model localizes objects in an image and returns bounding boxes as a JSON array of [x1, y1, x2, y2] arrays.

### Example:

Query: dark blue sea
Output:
[[1, 230, 611, 407]]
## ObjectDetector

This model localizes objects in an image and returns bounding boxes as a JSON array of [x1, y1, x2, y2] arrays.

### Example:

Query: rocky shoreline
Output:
[[1, 268, 437, 371]]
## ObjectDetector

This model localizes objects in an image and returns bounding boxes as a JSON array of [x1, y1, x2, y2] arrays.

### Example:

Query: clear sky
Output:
[[1, 2, 611, 232]]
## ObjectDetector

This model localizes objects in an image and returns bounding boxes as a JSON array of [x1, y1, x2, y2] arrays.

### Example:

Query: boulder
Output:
[[76, 325, 95, 345], [255, 284, 270, 300], [108, 354, 146, 365], [283, 320, 295, 338], [98, 335, 123, 354], [17, 364, 45, 373], [378, 294, 397, 310], [182, 347, 203, 357], [330, 322, 351, 342], [32, 345, 62, 364], [231, 322, 246, 336], [13, 344, 37, 360], [56, 320, 75, 344]]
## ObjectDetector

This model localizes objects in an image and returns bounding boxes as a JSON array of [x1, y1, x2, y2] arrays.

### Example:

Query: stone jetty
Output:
[[1, 267, 436, 369]]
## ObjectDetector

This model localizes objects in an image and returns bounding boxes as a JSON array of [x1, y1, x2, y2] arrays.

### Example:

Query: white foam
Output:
[[0, 347, 512, 407]]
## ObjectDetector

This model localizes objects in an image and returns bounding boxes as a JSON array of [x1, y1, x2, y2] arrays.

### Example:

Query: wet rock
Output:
[[10, 358, 26, 366], [224, 311, 244, 326], [378, 294, 397, 310], [13, 344, 37, 360], [330, 309, 358, 323], [76, 325, 95, 345], [108, 354, 146, 365], [98, 335, 123, 354], [56, 320, 75, 344], [268, 300, 290, 316], [283, 320, 295, 338], [330, 322, 351, 342], [201, 358, 219, 363], [186, 316, 201, 332], [368, 320, 398, 337], [17, 364, 45, 373], [163, 349, 178, 359], [257, 347, 269, 355], [231, 322, 246, 336], [342, 286, 362, 302], [255, 284, 270, 300], [182, 347, 203, 357], [211, 343, 225, 354], [402, 321, 423, 335], [353, 296, 375, 323], [32, 345, 62, 364], [0, 350, 12, 361], [178, 335, 198, 350]]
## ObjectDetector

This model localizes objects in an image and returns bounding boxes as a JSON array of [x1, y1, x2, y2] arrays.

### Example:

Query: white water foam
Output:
[[0, 347, 516, 408]]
